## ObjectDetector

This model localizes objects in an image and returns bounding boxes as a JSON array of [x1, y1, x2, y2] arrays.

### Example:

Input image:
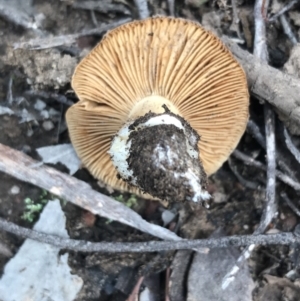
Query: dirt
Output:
[[127, 111, 207, 204], [1, 0, 300, 300]]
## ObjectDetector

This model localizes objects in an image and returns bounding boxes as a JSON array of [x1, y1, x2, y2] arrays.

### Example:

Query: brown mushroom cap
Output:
[[66, 16, 249, 198]]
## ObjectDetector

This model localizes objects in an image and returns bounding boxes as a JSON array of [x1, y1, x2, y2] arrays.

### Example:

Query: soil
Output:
[[1, 0, 300, 300], [127, 111, 207, 204]]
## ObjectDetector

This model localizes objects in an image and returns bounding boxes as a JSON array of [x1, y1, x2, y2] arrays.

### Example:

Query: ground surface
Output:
[[1, 0, 300, 300]]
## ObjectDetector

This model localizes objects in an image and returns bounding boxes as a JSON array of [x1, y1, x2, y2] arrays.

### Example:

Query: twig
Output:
[[6, 76, 13, 105], [247, 120, 266, 148], [90, 10, 98, 27], [56, 103, 63, 143], [228, 158, 263, 190], [165, 267, 171, 301], [24, 90, 74, 107], [232, 150, 300, 191], [280, 14, 298, 45], [256, 103, 277, 233], [126, 277, 145, 301], [247, 119, 296, 180], [0, 143, 181, 242], [247, 0, 277, 234], [72, 0, 131, 15], [0, 216, 299, 253], [230, 0, 242, 39], [167, 0, 175, 16], [221, 37, 300, 129], [169, 250, 193, 300], [253, 0, 270, 61], [0, 2, 41, 33], [134, 0, 149, 19], [284, 127, 300, 164], [223, 0, 276, 289], [268, 0, 298, 22], [13, 18, 132, 50], [281, 192, 300, 218]]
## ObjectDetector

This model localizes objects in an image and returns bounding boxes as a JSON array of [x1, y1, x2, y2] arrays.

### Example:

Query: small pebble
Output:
[[243, 224, 249, 230], [34, 99, 47, 111], [212, 192, 227, 203], [49, 108, 60, 116], [42, 120, 54, 131], [9, 185, 20, 195], [285, 270, 297, 281], [162, 210, 176, 226], [266, 228, 280, 234], [280, 212, 286, 220], [40, 110, 50, 119]]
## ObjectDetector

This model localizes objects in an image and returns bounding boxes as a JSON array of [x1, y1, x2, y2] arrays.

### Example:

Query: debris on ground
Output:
[[0, 200, 83, 301]]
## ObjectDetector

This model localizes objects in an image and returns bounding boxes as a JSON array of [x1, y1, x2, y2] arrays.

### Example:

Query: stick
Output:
[[228, 158, 263, 190], [253, 0, 270, 61], [232, 150, 300, 191], [167, 0, 175, 16], [0, 1, 40, 32], [247, 120, 266, 148], [284, 127, 300, 164], [257, 103, 277, 233], [134, 0, 149, 19], [230, 0, 242, 39], [13, 18, 132, 50], [222, 38, 300, 128], [24, 90, 74, 107], [6, 76, 13, 105], [281, 192, 300, 218], [280, 14, 298, 45], [0, 143, 180, 242], [0, 216, 299, 253], [25, 90, 74, 106], [72, 0, 131, 15], [268, 0, 298, 22], [222, 0, 276, 289], [247, 119, 296, 180]]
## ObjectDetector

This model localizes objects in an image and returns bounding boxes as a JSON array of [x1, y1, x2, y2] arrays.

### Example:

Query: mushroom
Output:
[[66, 16, 249, 204]]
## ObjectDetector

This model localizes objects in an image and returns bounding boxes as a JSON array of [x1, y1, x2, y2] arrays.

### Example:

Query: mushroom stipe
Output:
[[66, 16, 249, 204], [127, 111, 209, 203]]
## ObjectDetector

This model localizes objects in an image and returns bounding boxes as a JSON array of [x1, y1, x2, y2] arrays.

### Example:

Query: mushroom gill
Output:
[[66, 16, 249, 203]]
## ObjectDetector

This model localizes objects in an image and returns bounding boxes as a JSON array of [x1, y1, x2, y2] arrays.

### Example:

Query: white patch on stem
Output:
[[108, 126, 137, 185]]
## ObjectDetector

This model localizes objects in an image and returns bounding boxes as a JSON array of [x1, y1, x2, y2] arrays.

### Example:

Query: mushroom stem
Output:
[[109, 110, 210, 204]]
